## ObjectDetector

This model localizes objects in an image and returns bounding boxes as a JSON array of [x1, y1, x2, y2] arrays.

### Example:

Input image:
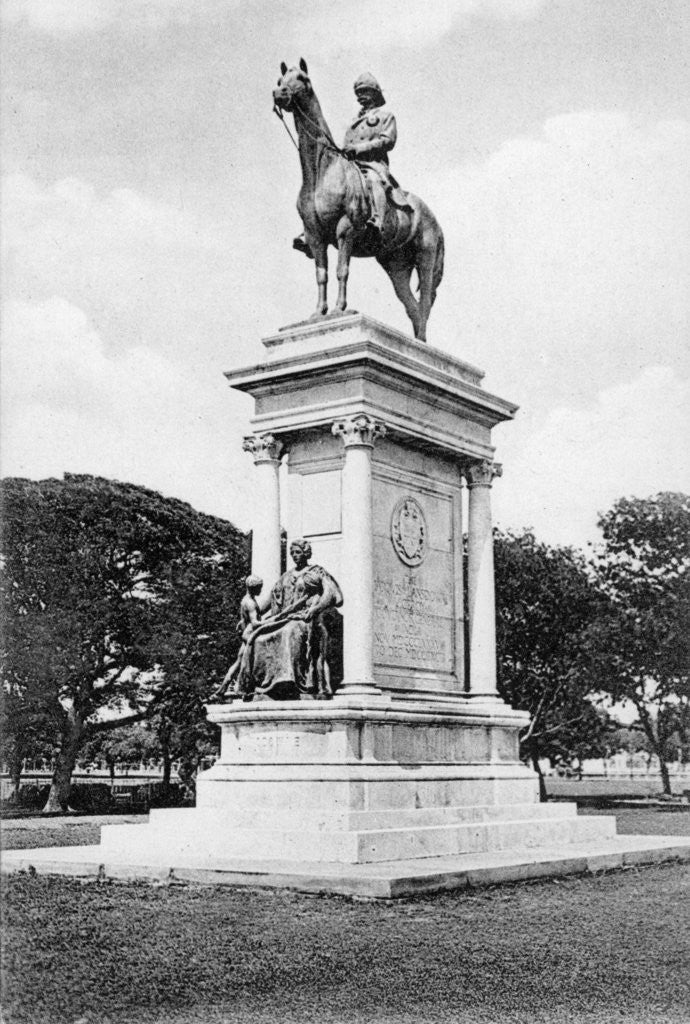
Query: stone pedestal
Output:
[[96, 314, 616, 870], [13, 313, 683, 897]]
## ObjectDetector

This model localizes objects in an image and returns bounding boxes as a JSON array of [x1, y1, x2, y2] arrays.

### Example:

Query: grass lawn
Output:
[[580, 804, 690, 836], [1, 814, 147, 851], [2, 808, 689, 1024]]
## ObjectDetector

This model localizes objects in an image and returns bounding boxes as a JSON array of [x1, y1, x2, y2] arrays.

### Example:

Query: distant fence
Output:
[[0, 770, 177, 803]]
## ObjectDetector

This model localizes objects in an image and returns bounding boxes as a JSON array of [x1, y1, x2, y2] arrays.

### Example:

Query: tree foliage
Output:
[[590, 492, 690, 793], [0, 474, 249, 811], [79, 724, 162, 780], [494, 529, 609, 796]]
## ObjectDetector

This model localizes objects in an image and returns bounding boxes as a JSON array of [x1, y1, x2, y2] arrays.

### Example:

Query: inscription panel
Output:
[[373, 478, 456, 675]]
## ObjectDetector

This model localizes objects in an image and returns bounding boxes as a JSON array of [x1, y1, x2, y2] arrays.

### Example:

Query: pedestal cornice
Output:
[[225, 314, 517, 462], [205, 698, 530, 731]]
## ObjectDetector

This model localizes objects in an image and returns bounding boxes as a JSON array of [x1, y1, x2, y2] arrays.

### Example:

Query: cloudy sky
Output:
[[2, 0, 688, 549]]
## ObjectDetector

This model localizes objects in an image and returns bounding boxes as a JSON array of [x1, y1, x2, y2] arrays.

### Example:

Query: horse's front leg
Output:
[[310, 239, 329, 317], [335, 218, 355, 312]]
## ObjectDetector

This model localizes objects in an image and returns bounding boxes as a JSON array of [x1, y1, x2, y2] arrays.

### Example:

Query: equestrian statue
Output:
[[273, 59, 444, 343]]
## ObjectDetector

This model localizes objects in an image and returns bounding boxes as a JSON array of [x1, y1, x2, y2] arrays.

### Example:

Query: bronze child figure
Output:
[[211, 574, 264, 701]]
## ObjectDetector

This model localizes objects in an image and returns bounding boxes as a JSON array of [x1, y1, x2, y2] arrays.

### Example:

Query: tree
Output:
[[145, 524, 255, 799], [493, 529, 609, 799], [80, 724, 162, 791], [0, 475, 249, 812], [0, 681, 53, 803], [591, 493, 690, 795]]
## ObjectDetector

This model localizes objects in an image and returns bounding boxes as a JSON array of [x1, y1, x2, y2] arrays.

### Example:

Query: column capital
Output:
[[332, 414, 387, 449], [464, 459, 502, 489], [242, 433, 284, 465]]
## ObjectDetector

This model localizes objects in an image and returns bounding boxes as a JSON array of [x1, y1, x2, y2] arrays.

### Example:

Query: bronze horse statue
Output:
[[273, 60, 444, 343]]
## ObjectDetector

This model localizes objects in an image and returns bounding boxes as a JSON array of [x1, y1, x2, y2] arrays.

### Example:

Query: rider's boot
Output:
[[366, 185, 387, 236]]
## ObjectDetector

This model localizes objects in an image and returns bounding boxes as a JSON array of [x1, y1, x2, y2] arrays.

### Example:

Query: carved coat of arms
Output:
[[391, 497, 427, 566]]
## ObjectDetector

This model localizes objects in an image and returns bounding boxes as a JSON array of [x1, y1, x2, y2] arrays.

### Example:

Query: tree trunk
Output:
[[636, 703, 672, 797], [159, 719, 172, 801], [7, 749, 23, 805], [42, 709, 83, 813], [530, 750, 548, 803]]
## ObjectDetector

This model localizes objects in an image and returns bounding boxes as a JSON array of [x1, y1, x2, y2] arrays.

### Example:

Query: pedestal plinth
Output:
[[98, 699, 620, 867]]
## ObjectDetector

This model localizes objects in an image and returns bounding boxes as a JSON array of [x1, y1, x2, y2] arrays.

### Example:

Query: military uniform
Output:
[[343, 72, 403, 230], [343, 104, 397, 172]]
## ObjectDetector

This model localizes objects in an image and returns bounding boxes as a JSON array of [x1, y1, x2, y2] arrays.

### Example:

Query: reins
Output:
[[272, 99, 345, 157], [272, 91, 369, 208], [272, 104, 300, 151]]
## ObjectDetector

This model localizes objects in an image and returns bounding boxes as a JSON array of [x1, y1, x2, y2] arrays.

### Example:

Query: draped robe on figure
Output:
[[236, 564, 343, 700]]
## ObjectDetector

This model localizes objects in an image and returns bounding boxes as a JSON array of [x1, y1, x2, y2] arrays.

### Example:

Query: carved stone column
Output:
[[242, 433, 284, 603], [465, 459, 502, 700], [332, 415, 387, 695]]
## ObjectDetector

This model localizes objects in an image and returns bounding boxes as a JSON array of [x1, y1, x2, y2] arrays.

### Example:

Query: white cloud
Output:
[[1, 172, 261, 367], [292, 0, 559, 55], [420, 110, 690, 548], [2, 0, 218, 34], [4, 0, 559, 37], [0, 172, 279, 531], [2, 172, 219, 264], [493, 365, 690, 549], [426, 112, 690, 402], [0, 297, 254, 528]]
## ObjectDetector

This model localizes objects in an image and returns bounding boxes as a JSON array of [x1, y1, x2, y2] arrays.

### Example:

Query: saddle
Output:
[[355, 161, 413, 214], [383, 175, 414, 213], [389, 186, 413, 211]]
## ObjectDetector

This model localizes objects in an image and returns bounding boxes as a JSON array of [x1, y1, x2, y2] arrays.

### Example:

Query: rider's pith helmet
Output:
[[353, 72, 385, 103]]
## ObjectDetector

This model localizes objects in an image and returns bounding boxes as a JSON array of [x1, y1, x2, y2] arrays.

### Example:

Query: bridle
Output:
[[272, 85, 345, 157]]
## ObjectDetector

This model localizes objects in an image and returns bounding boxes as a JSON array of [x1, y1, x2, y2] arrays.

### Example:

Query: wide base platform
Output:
[[9, 700, 686, 897], [3, 834, 689, 898]]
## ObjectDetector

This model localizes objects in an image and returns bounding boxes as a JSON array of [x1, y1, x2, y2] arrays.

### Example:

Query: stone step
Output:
[[137, 800, 576, 835], [98, 801, 577, 856], [99, 808, 616, 864], [348, 801, 576, 830]]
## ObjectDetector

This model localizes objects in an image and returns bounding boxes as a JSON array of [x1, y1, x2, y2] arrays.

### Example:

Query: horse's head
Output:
[[273, 58, 313, 113]]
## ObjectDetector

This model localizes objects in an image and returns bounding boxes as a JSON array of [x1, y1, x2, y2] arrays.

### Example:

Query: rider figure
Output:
[[342, 72, 398, 233], [293, 72, 408, 256]]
